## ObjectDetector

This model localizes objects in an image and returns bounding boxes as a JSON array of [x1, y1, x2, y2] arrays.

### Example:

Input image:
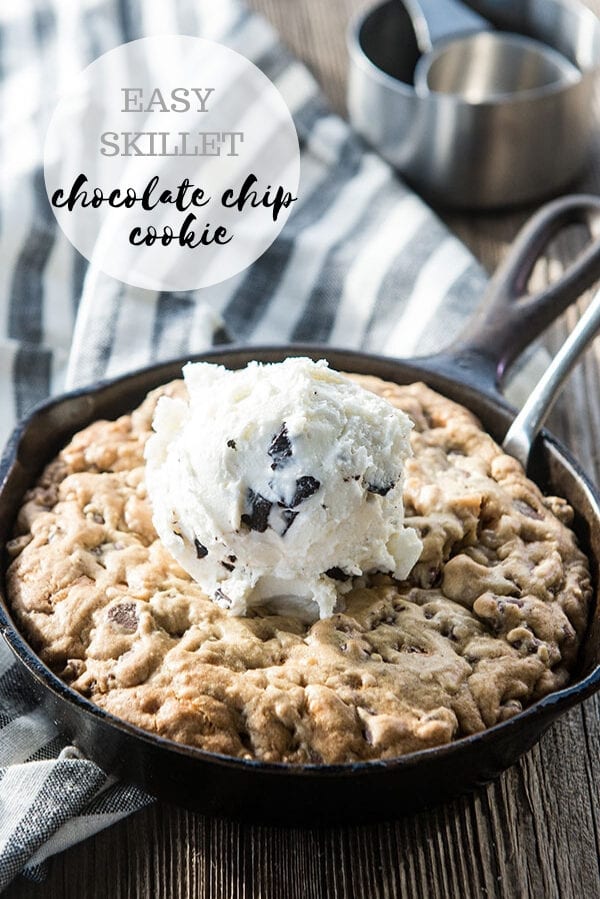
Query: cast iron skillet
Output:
[[2, 196, 600, 824]]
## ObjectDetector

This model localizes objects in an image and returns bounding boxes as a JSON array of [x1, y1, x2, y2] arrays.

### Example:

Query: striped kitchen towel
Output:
[[0, 0, 497, 888]]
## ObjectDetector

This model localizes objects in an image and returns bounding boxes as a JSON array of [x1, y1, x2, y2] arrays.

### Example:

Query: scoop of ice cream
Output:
[[145, 358, 422, 620]]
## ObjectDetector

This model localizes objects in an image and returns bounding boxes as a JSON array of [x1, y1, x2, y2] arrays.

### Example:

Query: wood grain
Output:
[[6, 0, 600, 896]]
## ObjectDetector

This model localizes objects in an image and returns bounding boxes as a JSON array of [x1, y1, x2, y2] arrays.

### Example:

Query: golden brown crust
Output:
[[6, 376, 592, 763]]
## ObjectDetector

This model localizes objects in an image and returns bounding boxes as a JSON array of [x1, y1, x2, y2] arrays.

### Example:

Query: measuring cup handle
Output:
[[406, 0, 491, 50], [448, 194, 600, 388]]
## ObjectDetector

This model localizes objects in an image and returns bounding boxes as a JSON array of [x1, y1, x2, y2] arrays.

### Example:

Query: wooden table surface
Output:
[[7, 1, 600, 896]]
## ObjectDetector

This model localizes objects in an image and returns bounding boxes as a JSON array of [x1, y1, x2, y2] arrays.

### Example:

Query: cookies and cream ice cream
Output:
[[144, 357, 422, 620]]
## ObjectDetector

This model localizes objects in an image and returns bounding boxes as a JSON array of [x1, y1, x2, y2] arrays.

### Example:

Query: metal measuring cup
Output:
[[407, 0, 580, 105], [347, 0, 600, 208]]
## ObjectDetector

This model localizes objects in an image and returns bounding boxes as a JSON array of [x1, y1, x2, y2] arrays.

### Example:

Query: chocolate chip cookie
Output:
[[6, 376, 592, 763]]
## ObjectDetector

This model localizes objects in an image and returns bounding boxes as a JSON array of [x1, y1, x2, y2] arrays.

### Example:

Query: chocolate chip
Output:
[[325, 567, 349, 582], [281, 509, 298, 536], [366, 481, 395, 497], [426, 566, 442, 588], [227, 439, 237, 449], [107, 602, 138, 633], [514, 499, 543, 520], [363, 726, 374, 746], [62, 658, 85, 680], [215, 589, 232, 609], [290, 476, 320, 507], [228, 554, 237, 563], [268, 423, 293, 470], [238, 729, 253, 753], [194, 538, 208, 559], [221, 561, 235, 572], [503, 597, 525, 608], [89, 544, 107, 569], [241, 489, 272, 532]]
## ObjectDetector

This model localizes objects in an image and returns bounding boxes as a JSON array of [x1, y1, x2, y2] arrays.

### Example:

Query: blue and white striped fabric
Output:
[[0, 0, 495, 888]]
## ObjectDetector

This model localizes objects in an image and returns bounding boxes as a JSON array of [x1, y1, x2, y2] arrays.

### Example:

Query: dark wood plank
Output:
[[6, 0, 600, 896]]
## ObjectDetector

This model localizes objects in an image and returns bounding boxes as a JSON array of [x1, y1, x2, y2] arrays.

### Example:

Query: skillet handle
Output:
[[448, 194, 600, 388], [502, 284, 600, 468]]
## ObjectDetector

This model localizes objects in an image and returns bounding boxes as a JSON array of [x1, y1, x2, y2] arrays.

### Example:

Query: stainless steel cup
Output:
[[347, 0, 600, 208], [414, 32, 581, 103]]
